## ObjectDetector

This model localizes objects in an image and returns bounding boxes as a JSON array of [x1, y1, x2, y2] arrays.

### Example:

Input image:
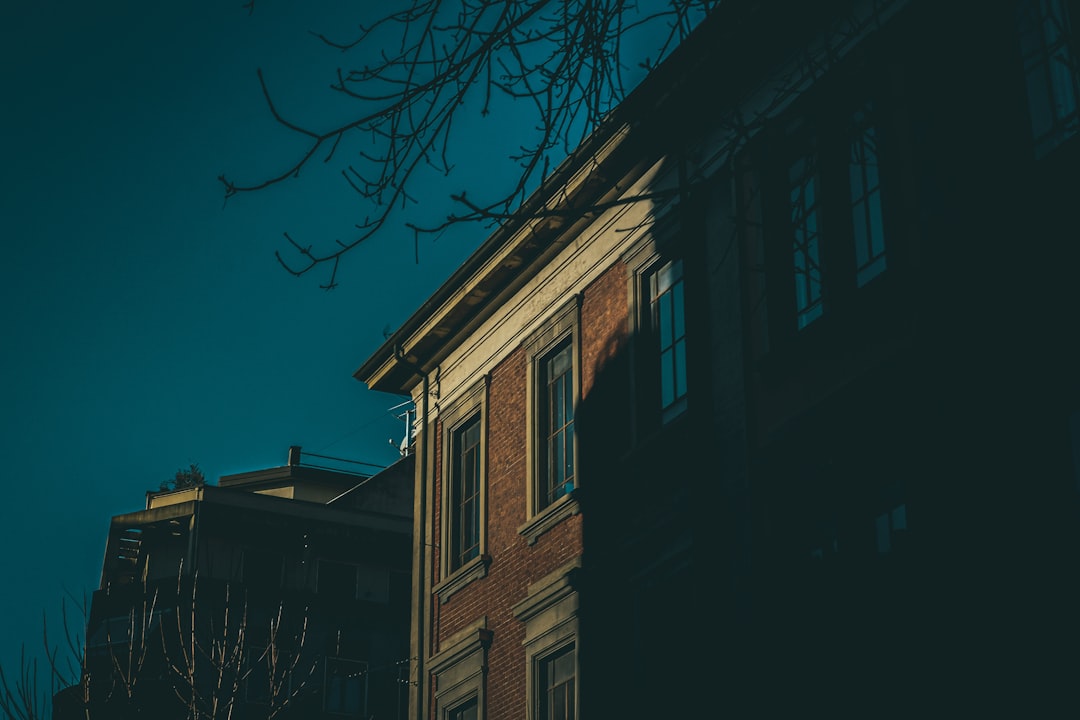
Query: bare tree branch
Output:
[[224, 0, 721, 287]]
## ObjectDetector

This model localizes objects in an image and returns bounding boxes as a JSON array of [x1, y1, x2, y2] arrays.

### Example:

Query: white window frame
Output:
[[520, 298, 582, 545], [434, 379, 489, 603]]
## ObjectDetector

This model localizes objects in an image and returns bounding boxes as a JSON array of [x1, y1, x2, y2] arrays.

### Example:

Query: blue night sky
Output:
[[0, 0, 517, 676]]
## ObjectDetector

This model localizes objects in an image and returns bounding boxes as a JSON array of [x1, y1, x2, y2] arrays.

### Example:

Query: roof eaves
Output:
[[355, 7, 726, 394]]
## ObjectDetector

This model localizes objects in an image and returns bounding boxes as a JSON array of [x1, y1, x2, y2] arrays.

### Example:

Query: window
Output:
[[539, 340, 576, 511], [849, 105, 887, 286], [649, 258, 688, 422], [538, 645, 576, 720], [514, 559, 580, 720], [428, 618, 491, 720], [521, 300, 581, 543], [450, 414, 482, 571], [624, 222, 692, 435], [449, 697, 478, 720], [789, 152, 825, 329], [436, 380, 489, 600], [739, 80, 902, 347], [324, 657, 367, 716], [1018, 0, 1080, 156]]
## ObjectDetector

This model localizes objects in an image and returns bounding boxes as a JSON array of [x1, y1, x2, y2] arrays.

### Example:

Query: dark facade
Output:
[[358, 0, 1080, 716], [720, 1, 1080, 711], [76, 450, 413, 719]]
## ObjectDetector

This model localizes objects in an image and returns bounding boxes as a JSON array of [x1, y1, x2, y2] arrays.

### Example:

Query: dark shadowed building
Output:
[[65, 448, 413, 719], [358, 0, 1080, 717]]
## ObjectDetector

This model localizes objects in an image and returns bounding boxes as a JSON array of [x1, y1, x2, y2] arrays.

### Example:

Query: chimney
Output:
[[288, 446, 302, 467]]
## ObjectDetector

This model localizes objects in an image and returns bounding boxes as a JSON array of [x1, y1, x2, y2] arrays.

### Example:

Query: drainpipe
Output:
[[395, 344, 430, 720]]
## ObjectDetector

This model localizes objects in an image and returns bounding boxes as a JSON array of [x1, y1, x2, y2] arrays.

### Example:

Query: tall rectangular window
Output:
[[540, 341, 575, 511], [650, 258, 688, 422], [538, 645, 576, 720], [1019, 0, 1080, 155], [850, 107, 887, 286], [789, 154, 824, 329], [450, 414, 481, 571]]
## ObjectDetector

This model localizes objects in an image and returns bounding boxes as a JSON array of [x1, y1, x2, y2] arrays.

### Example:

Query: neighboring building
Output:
[[358, 0, 1080, 716], [77, 448, 413, 719]]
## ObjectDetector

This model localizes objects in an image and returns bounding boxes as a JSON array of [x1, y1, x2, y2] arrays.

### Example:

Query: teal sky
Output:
[[0, 0, 500, 679], [0, 0, 674, 689]]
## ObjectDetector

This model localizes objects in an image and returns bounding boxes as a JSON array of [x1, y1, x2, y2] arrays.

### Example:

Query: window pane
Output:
[[660, 348, 675, 407], [563, 373, 574, 425], [850, 112, 887, 287], [672, 280, 685, 339], [451, 699, 478, 720], [452, 414, 481, 569], [673, 338, 687, 399], [539, 645, 575, 720], [853, 200, 869, 268], [564, 430, 574, 492], [1018, 0, 1080, 153], [649, 259, 688, 421], [657, 292, 673, 344], [540, 342, 574, 510], [791, 154, 823, 328]]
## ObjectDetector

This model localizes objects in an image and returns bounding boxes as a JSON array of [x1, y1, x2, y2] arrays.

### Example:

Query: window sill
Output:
[[434, 554, 491, 605], [518, 490, 581, 546]]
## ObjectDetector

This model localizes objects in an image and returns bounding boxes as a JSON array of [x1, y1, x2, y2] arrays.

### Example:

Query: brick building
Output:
[[355, 14, 717, 713], [358, 0, 1080, 716]]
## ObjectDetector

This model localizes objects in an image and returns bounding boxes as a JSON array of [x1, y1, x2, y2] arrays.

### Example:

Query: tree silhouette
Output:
[[0, 575, 317, 720], [221, 0, 719, 288], [161, 464, 206, 492]]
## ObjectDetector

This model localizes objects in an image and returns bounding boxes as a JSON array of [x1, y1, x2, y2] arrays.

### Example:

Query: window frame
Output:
[[428, 617, 491, 720], [787, 147, 826, 329], [536, 642, 577, 720], [849, 103, 888, 287], [513, 559, 581, 720], [1017, 0, 1080, 157], [435, 379, 489, 603], [449, 413, 482, 572], [537, 338, 576, 510], [623, 219, 691, 437], [740, 78, 900, 352], [520, 298, 582, 545], [649, 257, 689, 423], [447, 695, 479, 720]]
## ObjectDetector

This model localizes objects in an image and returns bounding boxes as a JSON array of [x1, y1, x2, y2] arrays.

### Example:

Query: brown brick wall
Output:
[[428, 261, 628, 719], [581, 262, 630, 398]]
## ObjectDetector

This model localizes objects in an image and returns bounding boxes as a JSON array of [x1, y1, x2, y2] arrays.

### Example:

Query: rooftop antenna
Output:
[[387, 399, 417, 457]]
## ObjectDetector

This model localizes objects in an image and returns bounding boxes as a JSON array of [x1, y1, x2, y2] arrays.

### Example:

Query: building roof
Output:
[[354, 5, 731, 395]]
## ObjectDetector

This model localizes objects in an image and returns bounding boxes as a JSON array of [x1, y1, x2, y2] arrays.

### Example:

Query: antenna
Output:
[[387, 399, 417, 457]]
